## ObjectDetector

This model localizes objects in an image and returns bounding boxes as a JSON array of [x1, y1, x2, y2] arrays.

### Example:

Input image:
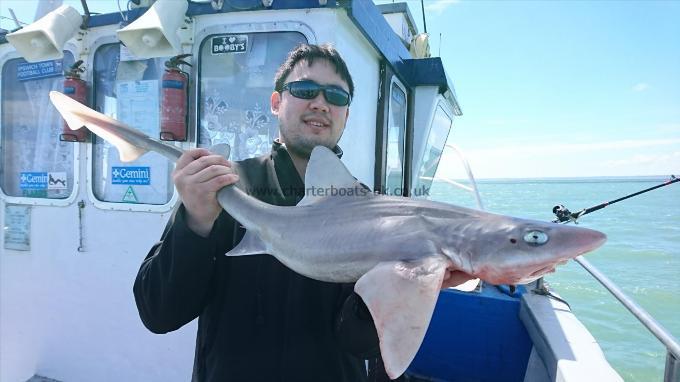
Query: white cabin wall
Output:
[[0, 211, 40, 382], [324, 12, 381, 190], [0, 42, 38, 382], [1, 129, 196, 381], [0, 24, 195, 382]]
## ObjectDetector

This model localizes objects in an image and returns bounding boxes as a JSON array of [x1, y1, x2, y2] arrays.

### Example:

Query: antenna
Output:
[[7, 8, 24, 29], [439, 33, 442, 56], [420, 0, 427, 33]]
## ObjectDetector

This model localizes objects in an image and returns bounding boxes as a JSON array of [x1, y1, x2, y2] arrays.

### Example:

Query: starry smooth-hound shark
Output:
[[50, 91, 606, 379]]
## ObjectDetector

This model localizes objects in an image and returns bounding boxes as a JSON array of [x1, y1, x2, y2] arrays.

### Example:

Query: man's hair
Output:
[[274, 43, 354, 99]]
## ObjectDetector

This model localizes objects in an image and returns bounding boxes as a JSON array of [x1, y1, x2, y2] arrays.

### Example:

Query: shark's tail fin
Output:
[[49, 91, 184, 162]]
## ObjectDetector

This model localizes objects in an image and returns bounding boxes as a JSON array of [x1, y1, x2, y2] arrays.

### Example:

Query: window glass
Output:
[[198, 32, 307, 160], [1, 53, 76, 199], [91, 44, 174, 205], [414, 103, 452, 195], [384, 82, 407, 195]]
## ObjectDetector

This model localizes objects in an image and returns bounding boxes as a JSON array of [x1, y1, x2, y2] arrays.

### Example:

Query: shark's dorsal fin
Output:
[[298, 146, 367, 206]]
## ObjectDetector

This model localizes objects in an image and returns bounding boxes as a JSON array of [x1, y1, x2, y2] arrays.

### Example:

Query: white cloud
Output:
[[604, 151, 680, 168], [463, 138, 680, 158], [632, 82, 649, 92], [656, 123, 680, 134], [436, 138, 680, 179], [425, 0, 460, 15]]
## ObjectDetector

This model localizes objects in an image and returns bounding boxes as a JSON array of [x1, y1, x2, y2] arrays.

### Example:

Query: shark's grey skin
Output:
[[222, 183, 605, 285], [50, 90, 607, 379]]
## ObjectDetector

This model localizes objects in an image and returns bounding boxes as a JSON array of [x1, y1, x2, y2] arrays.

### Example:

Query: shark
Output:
[[50, 91, 607, 379]]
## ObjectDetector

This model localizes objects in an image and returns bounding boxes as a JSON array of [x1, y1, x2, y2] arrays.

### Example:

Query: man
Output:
[[134, 44, 380, 382]]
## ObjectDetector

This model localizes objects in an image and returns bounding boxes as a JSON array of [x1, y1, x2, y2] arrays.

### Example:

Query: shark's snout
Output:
[[571, 227, 607, 255]]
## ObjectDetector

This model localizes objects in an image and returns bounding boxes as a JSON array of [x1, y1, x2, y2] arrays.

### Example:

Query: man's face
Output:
[[271, 59, 350, 158]]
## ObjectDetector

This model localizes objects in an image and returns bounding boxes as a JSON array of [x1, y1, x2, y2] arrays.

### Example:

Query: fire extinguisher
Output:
[[60, 60, 89, 142], [160, 54, 192, 141]]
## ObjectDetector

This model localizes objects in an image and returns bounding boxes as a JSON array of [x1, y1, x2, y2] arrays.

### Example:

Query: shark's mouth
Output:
[[529, 264, 556, 278]]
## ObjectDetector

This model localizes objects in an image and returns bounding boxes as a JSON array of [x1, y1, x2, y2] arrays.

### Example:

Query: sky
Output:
[[2, 0, 679, 179], [400, 0, 680, 179]]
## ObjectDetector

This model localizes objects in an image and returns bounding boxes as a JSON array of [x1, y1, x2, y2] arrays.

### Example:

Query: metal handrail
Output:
[[574, 256, 680, 382]]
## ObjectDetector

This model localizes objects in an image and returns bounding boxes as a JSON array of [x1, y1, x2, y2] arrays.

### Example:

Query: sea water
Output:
[[429, 176, 679, 381]]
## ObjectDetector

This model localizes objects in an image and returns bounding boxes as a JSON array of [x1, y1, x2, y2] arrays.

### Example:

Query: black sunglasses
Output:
[[281, 80, 351, 107]]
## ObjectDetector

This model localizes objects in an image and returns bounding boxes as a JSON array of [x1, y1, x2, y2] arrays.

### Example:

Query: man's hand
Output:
[[441, 268, 478, 290], [173, 148, 239, 237]]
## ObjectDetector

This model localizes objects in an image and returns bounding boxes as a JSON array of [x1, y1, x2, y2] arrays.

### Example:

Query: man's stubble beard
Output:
[[280, 123, 344, 159]]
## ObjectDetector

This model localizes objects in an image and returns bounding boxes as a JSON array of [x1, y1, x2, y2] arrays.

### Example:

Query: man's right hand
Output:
[[173, 148, 239, 237]]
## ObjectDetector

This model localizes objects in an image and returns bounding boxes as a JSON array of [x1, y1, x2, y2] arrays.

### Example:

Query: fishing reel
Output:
[[552, 205, 577, 224]]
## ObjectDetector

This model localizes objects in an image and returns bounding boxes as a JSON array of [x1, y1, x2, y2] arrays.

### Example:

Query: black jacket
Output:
[[134, 142, 380, 382]]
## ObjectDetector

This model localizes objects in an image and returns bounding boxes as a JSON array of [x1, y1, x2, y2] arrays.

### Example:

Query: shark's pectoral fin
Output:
[[225, 229, 267, 257], [355, 255, 450, 379]]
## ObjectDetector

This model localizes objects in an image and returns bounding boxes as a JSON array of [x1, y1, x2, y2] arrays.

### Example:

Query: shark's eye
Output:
[[523, 230, 549, 245]]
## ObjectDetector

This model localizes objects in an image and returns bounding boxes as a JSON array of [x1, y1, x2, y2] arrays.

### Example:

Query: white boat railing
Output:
[[573, 256, 680, 382]]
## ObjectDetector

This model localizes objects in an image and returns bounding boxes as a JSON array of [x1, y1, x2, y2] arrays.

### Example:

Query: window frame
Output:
[[192, 21, 316, 148], [412, 96, 455, 194], [0, 49, 81, 207], [383, 76, 408, 195], [85, 35, 181, 213]]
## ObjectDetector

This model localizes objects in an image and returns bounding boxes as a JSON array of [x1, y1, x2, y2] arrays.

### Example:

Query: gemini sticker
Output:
[[211, 35, 248, 55], [112, 167, 151, 185]]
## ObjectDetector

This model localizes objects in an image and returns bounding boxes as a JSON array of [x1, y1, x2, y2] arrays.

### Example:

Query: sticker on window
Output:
[[122, 186, 138, 203], [20, 172, 49, 189], [111, 167, 151, 185], [211, 35, 248, 55], [17, 60, 64, 81], [47, 172, 68, 189]]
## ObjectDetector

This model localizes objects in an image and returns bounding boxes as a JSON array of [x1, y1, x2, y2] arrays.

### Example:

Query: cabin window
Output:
[[414, 102, 453, 194], [91, 44, 174, 205], [197, 32, 307, 160], [384, 80, 407, 195], [0, 54, 77, 199]]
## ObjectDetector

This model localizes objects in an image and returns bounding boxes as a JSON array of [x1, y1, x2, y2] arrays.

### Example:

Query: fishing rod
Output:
[[552, 175, 678, 224], [550, 175, 680, 378]]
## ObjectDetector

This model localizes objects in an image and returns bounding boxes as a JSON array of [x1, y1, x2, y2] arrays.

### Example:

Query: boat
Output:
[[1, 1, 677, 381]]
